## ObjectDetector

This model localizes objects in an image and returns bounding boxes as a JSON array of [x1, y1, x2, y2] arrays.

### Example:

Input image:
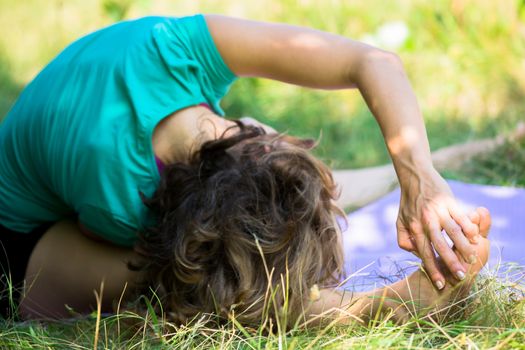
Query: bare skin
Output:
[[20, 220, 138, 319], [309, 207, 491, 325], [152, 105, 238, 165]]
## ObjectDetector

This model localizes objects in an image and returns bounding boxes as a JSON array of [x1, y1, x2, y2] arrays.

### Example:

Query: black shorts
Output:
[[0, 222, 53, 319]]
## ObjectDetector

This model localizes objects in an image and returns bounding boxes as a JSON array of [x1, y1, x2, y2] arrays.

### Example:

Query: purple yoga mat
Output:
[[341, 180, 525, 290]]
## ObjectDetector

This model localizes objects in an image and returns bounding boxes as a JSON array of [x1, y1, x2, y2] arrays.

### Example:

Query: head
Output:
[[136, 121, 345, 326]]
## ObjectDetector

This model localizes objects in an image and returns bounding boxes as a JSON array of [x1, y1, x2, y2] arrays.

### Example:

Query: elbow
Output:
[[353, 49, 404, 84], [362, 48, 403, 68]]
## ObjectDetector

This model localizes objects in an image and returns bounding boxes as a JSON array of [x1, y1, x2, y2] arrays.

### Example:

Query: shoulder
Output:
[[153, 105, 237, 164]]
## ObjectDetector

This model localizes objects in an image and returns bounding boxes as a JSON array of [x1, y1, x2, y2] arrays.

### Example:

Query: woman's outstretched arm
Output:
[[205, 14, 481, 290]]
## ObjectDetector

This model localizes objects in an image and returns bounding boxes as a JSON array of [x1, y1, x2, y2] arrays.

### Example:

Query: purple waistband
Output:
[[155, 156, 166, 175]]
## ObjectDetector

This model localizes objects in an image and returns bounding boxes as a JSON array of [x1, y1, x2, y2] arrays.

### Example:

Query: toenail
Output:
[[436, 280, 445, 290], [469, 254, 477, 264], [456, 270, 466, 280]]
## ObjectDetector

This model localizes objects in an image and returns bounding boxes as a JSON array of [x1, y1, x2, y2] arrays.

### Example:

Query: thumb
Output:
[[397, 221, 417, 252]]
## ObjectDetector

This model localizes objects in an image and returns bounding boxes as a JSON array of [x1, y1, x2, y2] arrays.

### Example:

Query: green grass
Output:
[[0, 266, 523, 349], [1, 0, 524, 348], [444, 136, 525, 188]]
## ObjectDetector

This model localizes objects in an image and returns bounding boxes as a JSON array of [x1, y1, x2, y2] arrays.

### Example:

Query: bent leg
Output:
[[334, 125, 525, 210], [333, 165, 398, 210], [433, 123, 525, 172], [20, 220, 138, 320]]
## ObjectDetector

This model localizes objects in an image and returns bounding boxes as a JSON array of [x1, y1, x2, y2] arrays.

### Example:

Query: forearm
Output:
[[306, 287, 395, 326], [306, 288, 370, 326], [355, 52, 434, 187]]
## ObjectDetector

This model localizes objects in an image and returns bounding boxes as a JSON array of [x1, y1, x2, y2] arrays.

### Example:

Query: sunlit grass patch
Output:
[[444, 129, 525, 187], [0, 263, 523, 349]]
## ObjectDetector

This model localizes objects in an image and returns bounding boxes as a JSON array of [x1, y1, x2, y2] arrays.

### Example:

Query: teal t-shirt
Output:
[[0, 15, 237, 246]]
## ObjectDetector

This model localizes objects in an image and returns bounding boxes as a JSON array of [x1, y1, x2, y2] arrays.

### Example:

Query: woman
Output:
[[0, 14, 490, 324]]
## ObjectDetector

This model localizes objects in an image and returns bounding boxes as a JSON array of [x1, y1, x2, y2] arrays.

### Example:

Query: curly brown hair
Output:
[[135, 122, 345, 326]]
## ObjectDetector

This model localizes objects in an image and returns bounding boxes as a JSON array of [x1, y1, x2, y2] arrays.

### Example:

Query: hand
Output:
[[396, 167, 482, 289]]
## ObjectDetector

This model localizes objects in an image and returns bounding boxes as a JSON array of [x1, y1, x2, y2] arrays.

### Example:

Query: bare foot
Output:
[[352, 207, 491, 324]]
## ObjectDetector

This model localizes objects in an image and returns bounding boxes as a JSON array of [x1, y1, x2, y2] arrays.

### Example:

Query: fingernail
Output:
[[456, 270, 466, 280], [469, 254, 477, 264], [471, 235, 479, 244], [436, 280, 445, 290]]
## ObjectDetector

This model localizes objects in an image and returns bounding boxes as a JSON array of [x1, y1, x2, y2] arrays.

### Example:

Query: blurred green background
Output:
[[0, 0, 524, 175]]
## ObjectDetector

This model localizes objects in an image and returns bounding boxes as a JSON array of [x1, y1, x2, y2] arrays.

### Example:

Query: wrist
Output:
[[391, 149, 435, 187], [385, 125, 433, 172]]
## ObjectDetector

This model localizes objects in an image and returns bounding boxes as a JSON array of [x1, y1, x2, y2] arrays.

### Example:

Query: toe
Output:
[[476, 207, 491, 238]]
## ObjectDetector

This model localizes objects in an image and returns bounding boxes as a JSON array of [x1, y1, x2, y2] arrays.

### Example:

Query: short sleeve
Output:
[[78, 204, 139, 247], [118, 15, 237, 130], [156, 14, 238, 115]]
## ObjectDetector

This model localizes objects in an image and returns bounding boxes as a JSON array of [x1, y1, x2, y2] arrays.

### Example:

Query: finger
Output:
[[449, 204, 479, 243], [396, 222, 417, 252], [441, 215, 477, 266], [413, 233, 445, 289], [467, 211, 481, 243], [428, 225, 465, 283], [476, 207, 491, 238]]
